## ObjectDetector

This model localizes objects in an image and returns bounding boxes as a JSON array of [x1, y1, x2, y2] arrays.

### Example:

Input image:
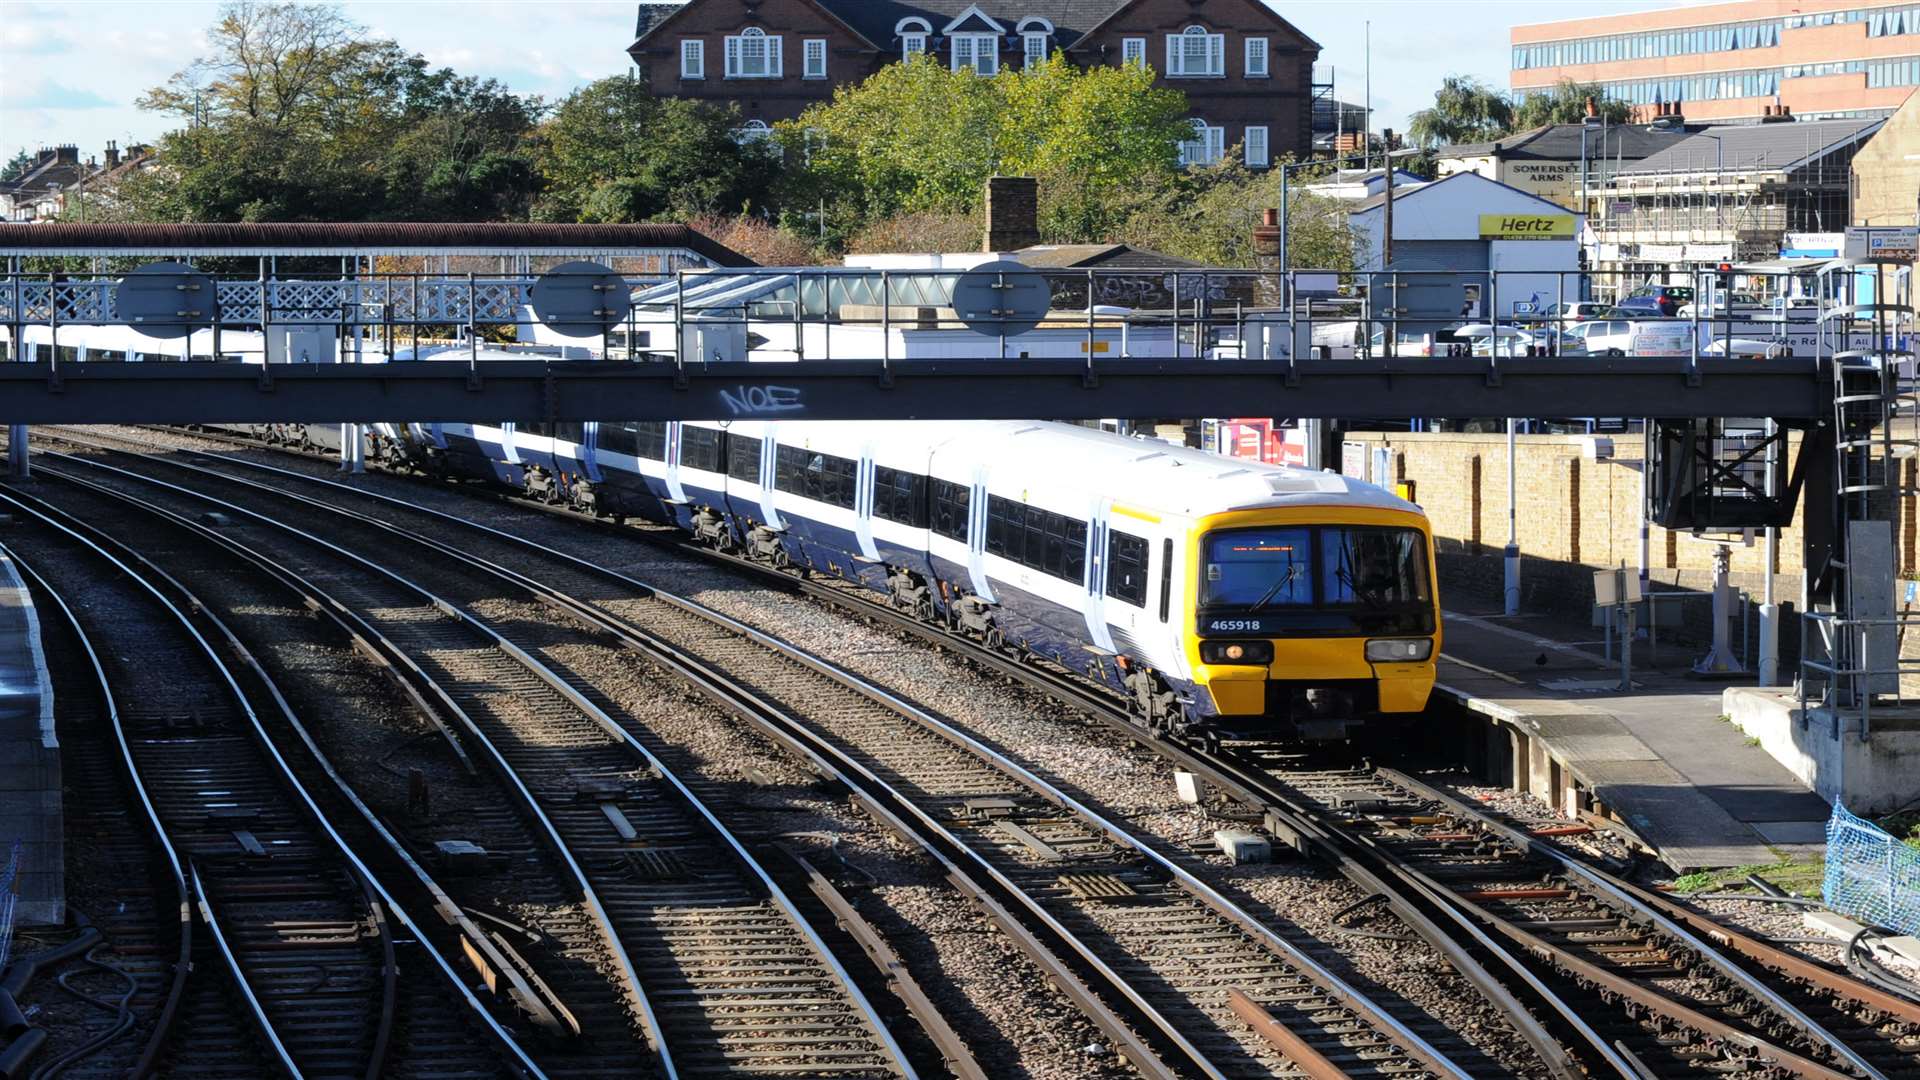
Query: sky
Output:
[[0, 0, 1710, 166]]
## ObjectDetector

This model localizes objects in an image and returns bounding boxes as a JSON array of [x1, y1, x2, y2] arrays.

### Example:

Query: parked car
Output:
[[1568, 318, 1696, 356], [1365, 321, 1474, 357], [1613, 284, 1696, 317], [1542, 301, 1608, 324]]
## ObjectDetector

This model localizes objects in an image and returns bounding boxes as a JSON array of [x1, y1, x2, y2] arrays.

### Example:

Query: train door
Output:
[[1081, 501, 1118, 654], [755, 432, 782, 532], [853, 448, 880, 563], [965, 470, 996, 603], [579, 423, 605, 483], [662, 422, 694, 529]]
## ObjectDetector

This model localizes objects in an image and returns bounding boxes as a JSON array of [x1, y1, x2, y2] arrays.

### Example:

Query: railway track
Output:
[[0, 483, 533, 1079], [28, 428, 1525, 1079], [38, 424, 1920, 1078], [17, 436, 917, 1080]]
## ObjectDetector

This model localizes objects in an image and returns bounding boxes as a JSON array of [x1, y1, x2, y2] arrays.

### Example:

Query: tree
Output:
[[124, 1, 539, 222], [532, 77, 777, 223], [1, 149, 33, 183], [781, 54, 1192, 244], [1511, 79, 1632, 130], [1406, 76, 1513, 148]]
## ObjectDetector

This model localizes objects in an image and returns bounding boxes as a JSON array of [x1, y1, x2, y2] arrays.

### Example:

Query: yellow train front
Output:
[[1147, 497, 1441, 746]]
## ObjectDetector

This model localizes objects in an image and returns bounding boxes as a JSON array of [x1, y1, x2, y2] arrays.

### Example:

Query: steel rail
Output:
[[31, 444, 915, 1080], [71, 436, 1487, 1080], [21, 463, 563, 1070], [0, 487, 330, 1080], [1387, 768, 1907, 1080], [0, 550, 192, 1080]]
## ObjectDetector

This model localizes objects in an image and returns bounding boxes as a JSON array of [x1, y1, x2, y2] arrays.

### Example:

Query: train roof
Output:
[[761, 420, 1418, 519]]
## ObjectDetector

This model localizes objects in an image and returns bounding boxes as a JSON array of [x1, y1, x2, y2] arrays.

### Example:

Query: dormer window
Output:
[[725, 27, 782, 79], [952, 33, 998, 74], [1166, 25, 1224, 77], [897, 17, 931, 61], [1018, 17, 1052, 70]]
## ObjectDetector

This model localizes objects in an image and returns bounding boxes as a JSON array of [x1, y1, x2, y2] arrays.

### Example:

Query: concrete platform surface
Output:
[[0, 544, 61, 924], [1438, 601, 1828, 872]]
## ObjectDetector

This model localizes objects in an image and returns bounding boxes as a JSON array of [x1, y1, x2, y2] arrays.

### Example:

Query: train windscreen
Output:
[[1200, 526, 1433, 635]]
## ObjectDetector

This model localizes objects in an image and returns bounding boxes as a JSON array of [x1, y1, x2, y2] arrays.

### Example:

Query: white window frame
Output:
[[1167, 25, 1224, 78], [680, 39, 705, 79], [1024, 32, 1049, 69], [1122, 37, 1146, 67], [952, 32, 998, 74], [1244, 125, 1269, 167], [803, 38, 827, 78], [724, 27, 782, 79], [737, 119, 772, 144], [1245, 37, 1269, 78], [1180, 119, 1224, 166], [897, 17, 931, 61]]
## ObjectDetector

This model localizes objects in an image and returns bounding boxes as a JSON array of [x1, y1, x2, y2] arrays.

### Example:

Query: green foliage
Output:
[[1407, 74, 1632, 149], [120, 1, 539, 222], [782, 54, 1191, 244], [1512, 79, 1634, 130], [1, 149, 32, 183], [1111, 155, 1354, 270], [1407, 76, 1514, 148], [533, 78, 777, 223]]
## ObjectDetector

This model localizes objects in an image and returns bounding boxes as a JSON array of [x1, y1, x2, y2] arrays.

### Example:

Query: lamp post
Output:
[[1580, 114, 1605, 304]]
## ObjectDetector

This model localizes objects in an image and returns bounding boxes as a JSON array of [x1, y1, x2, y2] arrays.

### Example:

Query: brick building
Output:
[[1512, 0, 1920, 125], [627, 1, 1321, 164]]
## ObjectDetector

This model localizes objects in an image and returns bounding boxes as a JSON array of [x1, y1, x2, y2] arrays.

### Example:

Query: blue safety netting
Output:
[[1825, 802, 1920, 935]]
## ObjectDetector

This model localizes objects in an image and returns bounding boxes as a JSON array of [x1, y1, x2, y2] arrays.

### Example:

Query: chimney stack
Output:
[[982, 175, 1039, 253], [1252, 208, 1283, 307], [53, 144, 79, 163], [105, 141, 120, 168], [1585, 95, 1597, 119]]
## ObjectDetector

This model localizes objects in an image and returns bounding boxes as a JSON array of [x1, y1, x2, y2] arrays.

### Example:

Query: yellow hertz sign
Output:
[[1479, 214, 1575, 240]]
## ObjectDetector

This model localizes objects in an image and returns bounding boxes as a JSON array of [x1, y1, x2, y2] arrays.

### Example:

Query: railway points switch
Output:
[[1213, 829, 1271, 865]]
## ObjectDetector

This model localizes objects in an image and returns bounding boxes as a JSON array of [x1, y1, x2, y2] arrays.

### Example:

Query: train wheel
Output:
[[914, 595, 936, 622], [772, 549, 792, 571], [984, 627, 1005, 651]]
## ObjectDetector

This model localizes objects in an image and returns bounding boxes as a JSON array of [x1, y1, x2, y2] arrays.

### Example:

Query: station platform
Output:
[[0, 545, 61, 924], [1436, 598, 1829, 872]]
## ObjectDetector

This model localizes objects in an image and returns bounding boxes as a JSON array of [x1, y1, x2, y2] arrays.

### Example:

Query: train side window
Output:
[[929, 479, 969, 541], [55, 345, 79, 363], [1106, 530, 1149, 606], [521, 421, 550, 437], [94, 349, 127, 362], [682, 426, 724, 471], [1158, 538, 1173, 621], [553, 422, 585, 444], [635, 422, 667, 460], [775, 444, 809, 496], [820, 452, 857, 509], [599, 422, 636, 457], [728, 434, 762, 482], [873, 466, 928, 527]]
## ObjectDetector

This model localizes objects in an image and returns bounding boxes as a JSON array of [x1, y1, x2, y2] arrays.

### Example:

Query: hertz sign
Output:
[[1478, 214, 1575, 240]]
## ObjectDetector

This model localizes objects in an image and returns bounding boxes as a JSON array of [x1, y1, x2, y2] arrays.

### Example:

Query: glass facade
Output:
[[1515, 5, 1920, 71], [1518, 67, 1781, 105]]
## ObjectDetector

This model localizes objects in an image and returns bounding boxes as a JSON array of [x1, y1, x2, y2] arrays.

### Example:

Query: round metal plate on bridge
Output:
[[529, 260, 628, 336], [950, 259, 1052, 338], [112, 260, 217, 340]]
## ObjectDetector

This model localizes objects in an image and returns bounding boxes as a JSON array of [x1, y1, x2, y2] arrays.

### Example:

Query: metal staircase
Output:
[[1801, 256, 1917, 724]]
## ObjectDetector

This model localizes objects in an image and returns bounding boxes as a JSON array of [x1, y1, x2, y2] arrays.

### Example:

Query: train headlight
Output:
[[1365, 638, 1433, 663], [1200, 640, 1273, 665]]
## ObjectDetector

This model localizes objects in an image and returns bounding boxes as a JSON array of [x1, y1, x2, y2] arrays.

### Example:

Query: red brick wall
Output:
[[628, 0, 879, 123], [628, 0, 1320, 156], [1070, 0, 1320, 159]]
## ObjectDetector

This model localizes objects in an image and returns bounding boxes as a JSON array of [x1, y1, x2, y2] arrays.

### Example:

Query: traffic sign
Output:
[[949, 260, 1052, 338], [112, 260, 217, 340], [529, 260, 627, 336], [1844, 226, 1918, 262]]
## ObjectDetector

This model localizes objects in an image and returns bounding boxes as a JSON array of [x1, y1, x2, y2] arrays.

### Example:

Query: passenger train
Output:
[[5, 326, 1441, 744]]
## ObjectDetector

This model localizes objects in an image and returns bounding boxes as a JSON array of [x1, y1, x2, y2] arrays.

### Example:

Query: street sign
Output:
[[529, 260, 627, 336], [949, 260, 1051, 338], [1844, 226, 1919, 262], [112, 260, 216, 340]]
